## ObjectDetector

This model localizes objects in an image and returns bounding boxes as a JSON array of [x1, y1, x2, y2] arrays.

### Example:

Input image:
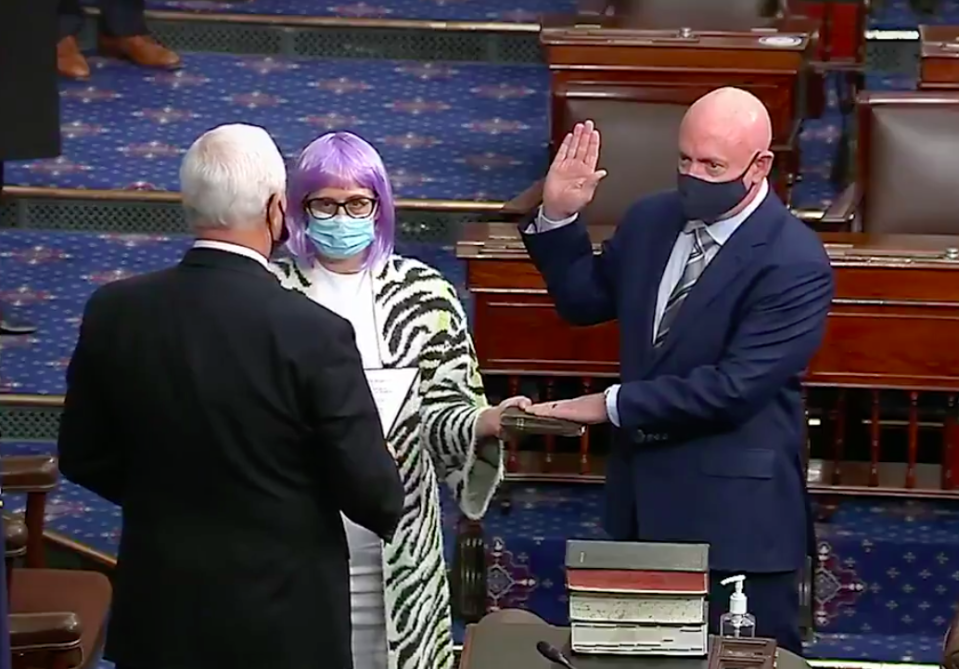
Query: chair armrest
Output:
[[501, 180, 543, 218], [1, 455, 59, 493], [945, 609, 959, 669], [9, 612, 83, 652], [819, 184, 859, 229], [5, 514, 28, 559]]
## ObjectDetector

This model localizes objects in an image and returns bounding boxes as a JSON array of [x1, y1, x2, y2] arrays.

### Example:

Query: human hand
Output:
[[542, 120, 607, 221], [524, 393, 608, 425], [476, 395, 533, 440]]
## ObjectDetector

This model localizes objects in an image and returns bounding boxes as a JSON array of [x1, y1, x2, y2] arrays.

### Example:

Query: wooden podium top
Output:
[[460, 618, 810, 669], [457, 223, 959, 271], [540, 21, 813, 53]]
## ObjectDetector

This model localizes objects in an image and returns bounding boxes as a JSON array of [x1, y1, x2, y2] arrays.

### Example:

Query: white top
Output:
[[527, 179, 770, 427], [305, 262, 389, 669]]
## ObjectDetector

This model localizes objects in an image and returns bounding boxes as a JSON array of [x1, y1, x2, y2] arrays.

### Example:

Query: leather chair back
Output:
[[554, 85, 692, 226], [856, 92, 959, 235]]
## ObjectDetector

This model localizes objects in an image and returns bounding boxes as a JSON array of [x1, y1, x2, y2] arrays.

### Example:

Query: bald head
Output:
[[676, 88, 774, 220]]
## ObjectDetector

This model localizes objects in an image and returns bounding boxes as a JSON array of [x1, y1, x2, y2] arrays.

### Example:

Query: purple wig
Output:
[[285, 131, 396, 268]]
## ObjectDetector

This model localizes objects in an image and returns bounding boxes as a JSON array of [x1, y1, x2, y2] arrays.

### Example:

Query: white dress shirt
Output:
[[192, 240, 272, 270], [527, 179, 769, 427]]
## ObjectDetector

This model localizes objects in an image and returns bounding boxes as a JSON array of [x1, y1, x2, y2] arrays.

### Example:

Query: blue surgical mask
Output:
[[306, 215, 375, 260]]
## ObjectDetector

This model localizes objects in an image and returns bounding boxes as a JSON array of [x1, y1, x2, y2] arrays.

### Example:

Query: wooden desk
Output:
[[919, 25, 959, 91], [458, 224, 959, 496], [460, 616, 810, 669], [540, 21, 816, 202], [571, 0, 865, 62]]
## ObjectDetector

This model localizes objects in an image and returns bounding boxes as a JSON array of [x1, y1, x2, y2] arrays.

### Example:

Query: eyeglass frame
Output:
[[303, 196, 379, 220]]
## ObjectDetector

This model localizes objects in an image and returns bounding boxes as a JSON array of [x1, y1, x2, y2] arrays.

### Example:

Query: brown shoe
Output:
[[98, 35, 181, 70], [57, 36, 91, 80]]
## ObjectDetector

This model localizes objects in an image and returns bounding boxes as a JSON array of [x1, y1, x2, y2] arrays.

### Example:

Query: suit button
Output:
[[635, 429, 646, 444]]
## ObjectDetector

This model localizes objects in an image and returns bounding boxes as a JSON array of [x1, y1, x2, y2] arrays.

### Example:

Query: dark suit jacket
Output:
[[57, 247, 405, 669], [523, 191, 833, 573]]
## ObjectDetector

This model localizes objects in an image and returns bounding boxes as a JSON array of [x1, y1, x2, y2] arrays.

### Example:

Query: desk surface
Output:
[[461, 620, 809, 669], [457, 224, 959, 268]]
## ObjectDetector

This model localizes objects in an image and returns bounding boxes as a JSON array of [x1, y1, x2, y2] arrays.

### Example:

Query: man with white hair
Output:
[[57, 123, 404, 669]]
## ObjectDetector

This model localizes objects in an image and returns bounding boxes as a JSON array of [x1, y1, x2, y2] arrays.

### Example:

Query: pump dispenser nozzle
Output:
[[720, 575, 747, 615], [719, 575, 756, 638]]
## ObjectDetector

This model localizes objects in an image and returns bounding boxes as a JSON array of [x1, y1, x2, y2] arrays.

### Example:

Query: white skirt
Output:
[[344, 515, 389, 669]]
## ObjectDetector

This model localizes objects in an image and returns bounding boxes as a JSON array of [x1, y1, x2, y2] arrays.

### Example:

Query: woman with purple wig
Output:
[[272, 131, 529, 669]]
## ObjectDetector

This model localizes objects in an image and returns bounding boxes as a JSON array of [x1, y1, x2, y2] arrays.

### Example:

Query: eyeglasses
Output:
[[304, 197, 377, 220]]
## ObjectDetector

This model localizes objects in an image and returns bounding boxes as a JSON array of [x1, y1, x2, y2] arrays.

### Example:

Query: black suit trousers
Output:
[[59, 0, 147, 38]]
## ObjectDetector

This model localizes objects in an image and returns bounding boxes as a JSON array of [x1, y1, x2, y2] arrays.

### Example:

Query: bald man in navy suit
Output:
[[522, 88, 833, 654]]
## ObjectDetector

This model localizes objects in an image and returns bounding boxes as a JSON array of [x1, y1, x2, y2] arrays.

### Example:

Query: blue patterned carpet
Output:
[[5, 54, 549, 203], [3, 437, 958, 664], [0, 51, 864, 209], [870, 0, 959, 29], [88, 0, 576, 22], [78, 0, 959, 28], [0, 230, 464, 395]]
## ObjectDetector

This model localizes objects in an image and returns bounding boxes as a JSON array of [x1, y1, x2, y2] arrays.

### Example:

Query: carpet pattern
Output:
[[4, 54, 550, 203], [0, 230, 465, 396], [81, 0, 959, 28], [87, 0, 578, 23], [3, 440, 957, 664], [1, 52, 845, 208]]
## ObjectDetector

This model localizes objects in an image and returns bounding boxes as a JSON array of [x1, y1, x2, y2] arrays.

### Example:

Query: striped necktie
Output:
[[654, 221, 718, 348]]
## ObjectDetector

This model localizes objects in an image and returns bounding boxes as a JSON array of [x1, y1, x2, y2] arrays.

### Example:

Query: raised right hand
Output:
[[542, 120, 607, 221]]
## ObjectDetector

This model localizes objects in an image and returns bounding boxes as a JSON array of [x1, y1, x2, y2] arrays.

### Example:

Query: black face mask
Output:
[[676, 155, 759, 223], [266, 195, 289, 258]]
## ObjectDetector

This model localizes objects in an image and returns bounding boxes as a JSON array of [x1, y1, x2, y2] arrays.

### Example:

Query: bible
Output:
[[500, 406, 586, 438]]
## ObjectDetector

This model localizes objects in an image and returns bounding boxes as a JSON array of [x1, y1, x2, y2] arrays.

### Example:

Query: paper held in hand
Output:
[[363, 368, 420, 436]]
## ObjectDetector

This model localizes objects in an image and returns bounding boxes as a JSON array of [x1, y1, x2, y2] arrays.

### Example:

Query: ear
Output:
[[754, 151, 775, 179], [268, 192, 286, 229]]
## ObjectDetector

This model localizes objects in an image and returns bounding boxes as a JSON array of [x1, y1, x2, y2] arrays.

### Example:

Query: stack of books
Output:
[[565, 540, 710, 656]]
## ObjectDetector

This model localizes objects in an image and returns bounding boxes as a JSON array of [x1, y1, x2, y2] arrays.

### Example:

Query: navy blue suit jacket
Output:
[[522, 191, 834, 572]]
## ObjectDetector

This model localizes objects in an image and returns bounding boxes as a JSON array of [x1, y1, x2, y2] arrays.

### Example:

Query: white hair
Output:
[[179, 123, 287, 231]]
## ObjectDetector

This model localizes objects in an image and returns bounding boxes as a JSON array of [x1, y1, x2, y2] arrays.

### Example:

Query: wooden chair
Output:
[[504, 83, 801, 227], [3, 455, 112, 669], [822, 92, 959, 234]]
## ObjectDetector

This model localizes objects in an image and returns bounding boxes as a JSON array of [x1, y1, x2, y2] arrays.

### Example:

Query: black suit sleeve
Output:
[[299, 313, 404, 541], [57, 289, 124, 505]]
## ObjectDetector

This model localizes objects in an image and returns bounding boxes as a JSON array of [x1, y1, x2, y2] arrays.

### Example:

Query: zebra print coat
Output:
[[271, 254, 503, 669]]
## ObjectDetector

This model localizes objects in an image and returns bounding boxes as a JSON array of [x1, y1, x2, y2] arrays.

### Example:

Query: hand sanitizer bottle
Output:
[[719, 575, 756, 639]]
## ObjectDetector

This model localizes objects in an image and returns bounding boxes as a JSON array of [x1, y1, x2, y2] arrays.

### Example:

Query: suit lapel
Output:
[[646, 195, 781, 371]]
